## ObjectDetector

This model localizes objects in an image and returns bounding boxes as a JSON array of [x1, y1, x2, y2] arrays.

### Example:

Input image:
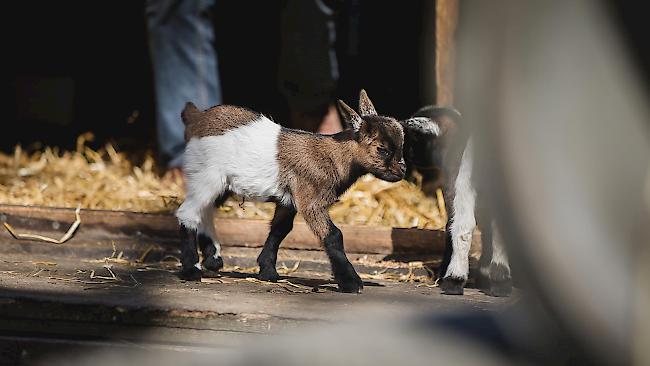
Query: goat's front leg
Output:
[[441, 142, 477, 295], [257, 205, 297, 282], [441, 198, 476, 294], [301, 206, 363, 293]]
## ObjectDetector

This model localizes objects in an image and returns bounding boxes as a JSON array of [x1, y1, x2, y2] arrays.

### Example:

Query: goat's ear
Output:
[[337, 99, 363, 132], [358, 89, 377, 116]]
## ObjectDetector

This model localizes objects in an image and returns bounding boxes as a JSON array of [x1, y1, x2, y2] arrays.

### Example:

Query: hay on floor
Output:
[[0, 134, 446, 229]]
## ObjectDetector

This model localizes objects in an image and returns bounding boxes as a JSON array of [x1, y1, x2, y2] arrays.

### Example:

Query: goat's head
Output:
[[337, 90, 439, 183], [400, 105, 462, 194]]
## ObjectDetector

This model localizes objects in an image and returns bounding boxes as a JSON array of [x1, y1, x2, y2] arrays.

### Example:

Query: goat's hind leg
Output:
[[257, 205, 297, 282], [176, 173, 226, 281], [198, 195, 228, 272], [178, 223, 202, 281]]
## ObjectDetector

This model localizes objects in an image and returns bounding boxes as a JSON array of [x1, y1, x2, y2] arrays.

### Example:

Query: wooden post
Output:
[[422, 0, 459, 106], [435, 0, 459, 106]]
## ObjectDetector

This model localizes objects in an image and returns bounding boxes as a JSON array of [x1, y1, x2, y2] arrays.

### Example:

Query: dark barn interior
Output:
[[5, 1, 432, 155]]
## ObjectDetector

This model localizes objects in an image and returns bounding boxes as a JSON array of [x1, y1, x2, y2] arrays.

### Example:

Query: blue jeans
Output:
[[146, 0, 222, 169]]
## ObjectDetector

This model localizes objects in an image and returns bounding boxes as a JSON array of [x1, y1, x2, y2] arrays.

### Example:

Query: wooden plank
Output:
[[0, 204, 448, 255]]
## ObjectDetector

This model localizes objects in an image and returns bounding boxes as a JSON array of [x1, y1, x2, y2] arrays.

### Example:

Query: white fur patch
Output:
[[278, 190, 294, 207], [176, 116, 286, 229], [445, 139, 477, 280]]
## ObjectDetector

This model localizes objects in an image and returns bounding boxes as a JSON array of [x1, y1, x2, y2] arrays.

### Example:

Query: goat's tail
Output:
[[181, 102, 201, 125]]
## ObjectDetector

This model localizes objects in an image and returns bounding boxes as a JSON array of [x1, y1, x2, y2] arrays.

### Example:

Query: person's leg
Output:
[[146, 0, 221, 169]]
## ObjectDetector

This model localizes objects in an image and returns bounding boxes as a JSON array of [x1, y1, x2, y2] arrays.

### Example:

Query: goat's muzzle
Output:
[[381, 162, 406, 182]]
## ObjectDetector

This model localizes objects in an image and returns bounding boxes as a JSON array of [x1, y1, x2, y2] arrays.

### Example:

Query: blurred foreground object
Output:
[[455, 0, 650, 364], [242, 0, 650, 364]]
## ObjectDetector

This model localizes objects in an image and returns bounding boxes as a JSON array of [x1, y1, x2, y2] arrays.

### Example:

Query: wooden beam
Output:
[[0, 204, 461, 255]]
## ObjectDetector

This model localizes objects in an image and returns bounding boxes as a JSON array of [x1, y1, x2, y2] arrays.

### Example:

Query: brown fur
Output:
[[181, 102, 261, 142], [277, 130, 358, 238], [277, 113, 405, 239]]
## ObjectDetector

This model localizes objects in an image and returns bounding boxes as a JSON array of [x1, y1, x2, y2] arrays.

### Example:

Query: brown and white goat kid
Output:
[[408, 106, 513, 297], [175, 90, 434, 293]]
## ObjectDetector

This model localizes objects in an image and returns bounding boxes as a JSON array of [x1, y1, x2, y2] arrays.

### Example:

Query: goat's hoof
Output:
[[440, 276, 465, 295], [337, 272, 364, 293], [179, 266, 202, 281], [486, 263, 512, 297], [258, 267, 280, 282], [203, 256, 224, 272]]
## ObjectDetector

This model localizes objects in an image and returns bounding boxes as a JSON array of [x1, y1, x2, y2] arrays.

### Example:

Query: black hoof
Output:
[[486, 263, 512, 297], [179, 266, 202, 281], [336, 271, 364, 293], [258, 266, 280, 282], [440, 276, 466, 295], [203, 256, 224, 272], [338, 280, 363, 293]]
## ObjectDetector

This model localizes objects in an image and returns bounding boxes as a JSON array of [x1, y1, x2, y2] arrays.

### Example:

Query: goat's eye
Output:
[[377, 147, 391, 158]]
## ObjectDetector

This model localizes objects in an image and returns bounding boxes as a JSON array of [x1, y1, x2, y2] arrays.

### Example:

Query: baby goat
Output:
[[175, 90, 434, 293], [406, 105, 512, 296]]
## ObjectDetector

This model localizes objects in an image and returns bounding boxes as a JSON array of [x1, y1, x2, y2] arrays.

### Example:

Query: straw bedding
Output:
[[0, 133, 446, 229]]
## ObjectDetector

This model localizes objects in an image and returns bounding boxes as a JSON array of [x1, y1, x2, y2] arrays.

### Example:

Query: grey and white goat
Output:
[[175, 90, 436, 293], [405, 106, 513, 297]]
